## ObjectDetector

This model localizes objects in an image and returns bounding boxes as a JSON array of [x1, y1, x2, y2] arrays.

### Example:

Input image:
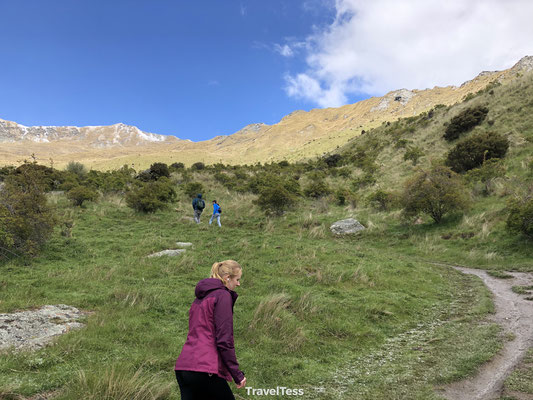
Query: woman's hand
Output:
[[236, 377, 247, 388]]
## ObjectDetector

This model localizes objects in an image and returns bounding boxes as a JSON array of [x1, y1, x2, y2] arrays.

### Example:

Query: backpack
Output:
[[218, 206, 222, 214], [197, 199, 205, 210]]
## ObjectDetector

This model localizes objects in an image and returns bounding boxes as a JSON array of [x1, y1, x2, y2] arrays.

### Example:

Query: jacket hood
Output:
[[197, 194, 202, 198], [195, 278, 238, 302]]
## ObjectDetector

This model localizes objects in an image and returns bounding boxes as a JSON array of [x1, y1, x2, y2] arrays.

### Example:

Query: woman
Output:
[[209, 200, 222, 227], [175, 260, 246, 399]]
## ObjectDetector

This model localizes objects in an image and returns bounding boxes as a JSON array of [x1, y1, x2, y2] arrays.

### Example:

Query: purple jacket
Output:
[[175, 278, 245, 383]]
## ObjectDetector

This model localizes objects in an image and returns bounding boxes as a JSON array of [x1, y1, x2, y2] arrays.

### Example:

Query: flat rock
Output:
[[330, 218, 366, 235], [147, 249, 186, 258], [0, 304, 85, 351], [176, 242, 193, 247]]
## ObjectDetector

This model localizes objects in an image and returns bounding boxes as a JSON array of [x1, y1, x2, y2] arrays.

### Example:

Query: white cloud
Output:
[[274, 44, 294, 57], [285, 0, 533, 107]]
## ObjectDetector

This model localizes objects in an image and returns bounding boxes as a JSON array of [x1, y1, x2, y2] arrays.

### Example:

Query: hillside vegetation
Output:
[[0, 73, 532, 399]]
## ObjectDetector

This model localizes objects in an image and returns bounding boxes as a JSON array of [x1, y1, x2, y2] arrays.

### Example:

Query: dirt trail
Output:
[[438, 265, 533, 400]]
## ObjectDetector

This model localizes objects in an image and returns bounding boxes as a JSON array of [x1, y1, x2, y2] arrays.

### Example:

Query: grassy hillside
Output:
[[0, 72, 532, 399]]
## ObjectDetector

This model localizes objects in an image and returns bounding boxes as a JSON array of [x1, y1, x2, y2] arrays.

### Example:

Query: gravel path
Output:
[[438, 265, 533, 400]]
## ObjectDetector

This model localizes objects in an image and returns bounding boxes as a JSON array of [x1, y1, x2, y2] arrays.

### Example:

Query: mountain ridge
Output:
[[1, 56, 532, 169]]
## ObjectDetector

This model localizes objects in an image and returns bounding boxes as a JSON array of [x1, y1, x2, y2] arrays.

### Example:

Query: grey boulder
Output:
[[330, 218, 366, 235]]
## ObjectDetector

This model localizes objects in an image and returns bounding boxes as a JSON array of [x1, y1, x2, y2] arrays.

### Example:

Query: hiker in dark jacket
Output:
[[175, 260, 246, 400], [192, 193, 205, 224]]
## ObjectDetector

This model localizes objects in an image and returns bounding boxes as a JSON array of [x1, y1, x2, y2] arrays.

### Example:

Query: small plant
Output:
[[443, 105, 489, 141], [367, 190, 398, 211], [402, 166, 471, 223], [465, 158, 505, 196], [352, 173, 376, 190], [506, 195, 533, 239], [67, 186, 99, 207], [446, 131, 509, 173], [403, 146, 424, 166]]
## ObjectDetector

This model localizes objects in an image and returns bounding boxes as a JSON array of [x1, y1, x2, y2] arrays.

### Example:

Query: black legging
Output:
[[175, 370, 235, 400]]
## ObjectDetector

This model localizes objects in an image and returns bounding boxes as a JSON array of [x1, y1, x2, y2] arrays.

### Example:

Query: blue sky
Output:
[[1, 0, 533, 141]]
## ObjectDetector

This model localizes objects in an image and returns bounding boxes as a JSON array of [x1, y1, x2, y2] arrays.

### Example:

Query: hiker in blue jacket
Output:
[[209, 200, 222, 227], [192, 194, 205, 224]]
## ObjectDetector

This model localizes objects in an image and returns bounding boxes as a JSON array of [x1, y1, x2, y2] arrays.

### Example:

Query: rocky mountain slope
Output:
[[1, 56, 532, 170]]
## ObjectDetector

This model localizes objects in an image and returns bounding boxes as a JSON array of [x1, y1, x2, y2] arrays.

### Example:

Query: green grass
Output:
[[0, 186, 509, 399], [501, 349, 533, 397]]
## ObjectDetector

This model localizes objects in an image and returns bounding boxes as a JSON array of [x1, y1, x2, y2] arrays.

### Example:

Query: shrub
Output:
[[402, 166, 470, 223], [323, 154, 343, 168], [403, 146, 424, 166], [170, 162, 185, 171], [148, 163, 170, 180], [67, 186, 99, 207], [506, 195, 533, 239], [247, 173, 301, 196], [445, 131, 509, 173], [254, 184, 297, 215], [367, 190, 398, 211], [65, 161, 88, 179], [352, 173, 377, 190], [0, 166, 56, 258], [335, 188, 357, 207], [465, 158, 505, 196], [125, 179, 177, 213], [443, 106, 489, 141], [182, 182, 205, 198], [303, 173, 331, 198], [191, 162, 205, 171]]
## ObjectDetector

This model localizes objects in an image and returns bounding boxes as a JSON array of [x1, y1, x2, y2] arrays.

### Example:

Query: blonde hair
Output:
[[211, 260, 242, 286]]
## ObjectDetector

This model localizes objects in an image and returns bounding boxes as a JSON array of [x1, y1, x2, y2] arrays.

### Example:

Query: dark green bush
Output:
[[183, 182, 205, 198], [445, 131, 509, 173], [149, 163, 170, 180], [170, 162, 185, 171], [443, 106, 489, 141], [506, 195, 533, 238], [191, 162, 205, 171], [0, 166, 57, 258], [254, 185, 297, 215], [125, 178, 177, 213], [402, 166, 470, 223], [67, 186, 99, 207], [323, 154, 342, 167]]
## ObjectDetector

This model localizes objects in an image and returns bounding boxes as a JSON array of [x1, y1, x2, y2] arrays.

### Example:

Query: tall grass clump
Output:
[[57, 367, 173, 400]]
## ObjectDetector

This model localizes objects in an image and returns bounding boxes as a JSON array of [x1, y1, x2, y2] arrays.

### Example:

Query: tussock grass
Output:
[[56, 367, 173, 400]]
